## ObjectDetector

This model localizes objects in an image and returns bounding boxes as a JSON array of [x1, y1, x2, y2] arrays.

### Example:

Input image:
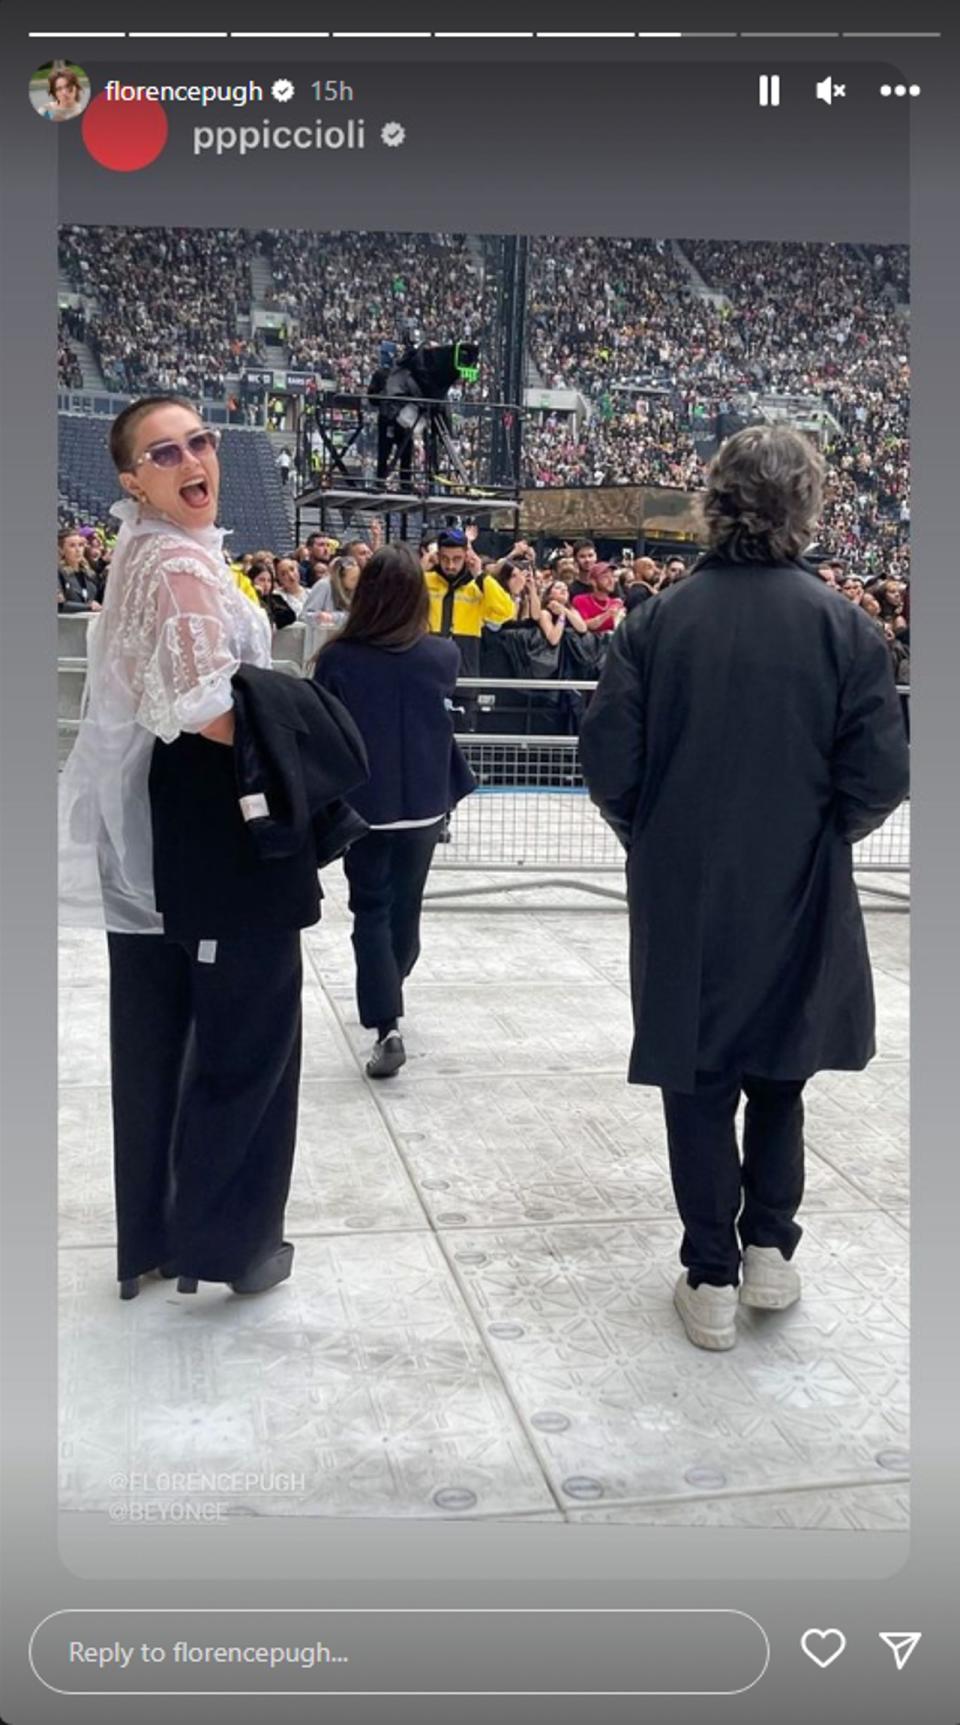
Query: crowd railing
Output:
[[56, 629, 910, 908]]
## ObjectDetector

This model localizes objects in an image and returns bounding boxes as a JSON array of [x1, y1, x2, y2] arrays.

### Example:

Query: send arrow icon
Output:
[[878, 1632, 922, 1670]]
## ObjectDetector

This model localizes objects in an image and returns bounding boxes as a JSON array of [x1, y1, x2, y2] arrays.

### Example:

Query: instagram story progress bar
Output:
[[758, 74, 781, 106]]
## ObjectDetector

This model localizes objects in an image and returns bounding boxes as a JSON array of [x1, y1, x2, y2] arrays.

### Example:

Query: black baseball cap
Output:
[[437, 528, 467, 549]]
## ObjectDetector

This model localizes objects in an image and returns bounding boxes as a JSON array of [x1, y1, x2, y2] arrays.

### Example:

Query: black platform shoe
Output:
[[119, 1260, 180, 1299], [229, 1242, 294, 1295]]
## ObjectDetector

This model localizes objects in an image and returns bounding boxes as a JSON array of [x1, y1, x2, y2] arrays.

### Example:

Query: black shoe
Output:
[[366, 1031, 406, 1079], [120, 1255, 183, 1297], [176, 1276, 199, 1294], [229, 1242, 294, 1296]]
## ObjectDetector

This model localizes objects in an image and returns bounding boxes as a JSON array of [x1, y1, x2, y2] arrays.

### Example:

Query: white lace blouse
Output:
[[59, 500, 272, 933]]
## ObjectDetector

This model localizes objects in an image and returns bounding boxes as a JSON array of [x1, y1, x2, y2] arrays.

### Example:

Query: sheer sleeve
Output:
[[137, 557, 241, 742]]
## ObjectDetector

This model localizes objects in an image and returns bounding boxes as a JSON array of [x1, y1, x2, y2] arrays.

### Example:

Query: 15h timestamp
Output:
[[312, 79, 354, 102]]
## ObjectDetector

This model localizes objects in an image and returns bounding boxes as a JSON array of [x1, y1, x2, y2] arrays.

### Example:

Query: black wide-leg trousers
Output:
[[107, 928, 302, 1283], [661, 1070, 806, 1289], [342, 823, 442, 1030]]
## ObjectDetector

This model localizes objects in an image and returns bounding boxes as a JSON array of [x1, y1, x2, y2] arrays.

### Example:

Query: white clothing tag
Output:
[[239, 792, 270, 821], [197, 940, 218, 964]]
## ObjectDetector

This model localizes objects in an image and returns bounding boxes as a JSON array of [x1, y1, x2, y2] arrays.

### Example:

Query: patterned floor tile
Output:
[[425, 882, 629, 919], [300, 983, 366, 1079], [864, 912, 910, 985], [446, 1215, 908, 1508], [570, 1481, 909, 1529], [869, 969, 909, 1063], [59, 1081, 429, 1247], [328, 980, 635, 1079], [287, 1081, 427, 1234], [59, 1237, 555, 1519], [309, 912, 594, 990], [804, 1064, 909, 1212], [59, 1087, 115, 1246], [57, 894, 910, 1526], [375, 1075, 876, 1229], [59, 983, 110, 1085], [58, 928, 110, 988], [61, 973, 360, 1087], [528, 912, 631, 991]]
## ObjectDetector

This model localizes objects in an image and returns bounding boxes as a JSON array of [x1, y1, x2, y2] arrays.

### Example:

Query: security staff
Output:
[[424, 527, 515, 679]]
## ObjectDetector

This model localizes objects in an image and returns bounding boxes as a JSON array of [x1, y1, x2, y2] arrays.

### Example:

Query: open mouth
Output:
[[179, 477, 210, 509]]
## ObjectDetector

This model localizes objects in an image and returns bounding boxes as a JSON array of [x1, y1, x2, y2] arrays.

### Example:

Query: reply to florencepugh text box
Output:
[[31, 1609, 769, 1695]]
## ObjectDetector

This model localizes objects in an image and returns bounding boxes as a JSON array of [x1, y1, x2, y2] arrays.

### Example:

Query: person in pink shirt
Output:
[[572, 563, 626, 632]]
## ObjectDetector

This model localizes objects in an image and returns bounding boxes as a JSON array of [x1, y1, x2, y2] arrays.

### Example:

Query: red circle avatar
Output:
[[81, 91, 168, 171]]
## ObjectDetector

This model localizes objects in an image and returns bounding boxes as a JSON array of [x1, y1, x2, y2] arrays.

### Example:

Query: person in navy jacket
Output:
[[313, 544, 475, 1077]]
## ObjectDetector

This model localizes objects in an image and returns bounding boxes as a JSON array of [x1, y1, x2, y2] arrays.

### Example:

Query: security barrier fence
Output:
[[57, 642, 909, 906], [429, 678, 910, 908]]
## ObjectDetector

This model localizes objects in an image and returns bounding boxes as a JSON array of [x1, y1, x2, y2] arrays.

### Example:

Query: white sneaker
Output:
[[673, 1275, 738, 1350], [739, 1245, 801, 1310]]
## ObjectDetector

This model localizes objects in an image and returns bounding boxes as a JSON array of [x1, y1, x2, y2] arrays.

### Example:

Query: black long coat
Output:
[[579, 556, 910, 1093]]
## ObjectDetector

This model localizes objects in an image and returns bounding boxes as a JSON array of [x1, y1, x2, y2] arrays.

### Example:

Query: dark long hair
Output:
[[700, 423, 825, 565], [324, 543, 429, 651]]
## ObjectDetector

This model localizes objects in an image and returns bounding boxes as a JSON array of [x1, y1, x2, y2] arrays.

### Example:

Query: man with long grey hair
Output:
[[580, 424, 909, 1351]]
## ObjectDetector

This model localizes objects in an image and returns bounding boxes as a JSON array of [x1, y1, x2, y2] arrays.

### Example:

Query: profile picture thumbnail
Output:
[[29, 60, 91, 123]]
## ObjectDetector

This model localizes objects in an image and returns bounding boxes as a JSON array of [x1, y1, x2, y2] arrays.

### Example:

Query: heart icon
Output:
[[801, 1628, 847, 1669]]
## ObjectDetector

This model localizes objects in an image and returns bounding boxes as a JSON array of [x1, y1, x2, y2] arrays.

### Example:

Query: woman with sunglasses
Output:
[[60, 395, 306, 1302]]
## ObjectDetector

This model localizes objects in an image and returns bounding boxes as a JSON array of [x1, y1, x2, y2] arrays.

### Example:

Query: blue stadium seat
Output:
[[58, 417, 293, 556]]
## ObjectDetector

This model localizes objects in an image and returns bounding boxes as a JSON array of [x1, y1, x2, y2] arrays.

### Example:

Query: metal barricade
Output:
[[427, 678, 910, 909], [55, 658, 909, 906]]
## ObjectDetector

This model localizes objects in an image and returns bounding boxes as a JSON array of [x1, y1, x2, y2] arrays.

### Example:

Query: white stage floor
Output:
[[59, 871, 909, 1528]]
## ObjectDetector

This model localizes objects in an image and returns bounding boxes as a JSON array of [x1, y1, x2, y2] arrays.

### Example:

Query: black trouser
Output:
[[661, 1070, 805, 1289], [376, 419, 414, 490], [342, 823, 442, 1029], [107, 928, 302, 1283]]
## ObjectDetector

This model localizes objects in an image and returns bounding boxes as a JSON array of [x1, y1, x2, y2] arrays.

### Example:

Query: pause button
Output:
[[759, 74, 781, 107]]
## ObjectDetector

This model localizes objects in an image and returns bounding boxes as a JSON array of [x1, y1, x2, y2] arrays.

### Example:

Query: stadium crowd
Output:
[[58, 227, 260, 399], [525, 237, 910, 576], [57, 306, 88, 390], [58, 515, 910, 701], [258, 230, 484, 391], [57, 227, 909, 581]]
